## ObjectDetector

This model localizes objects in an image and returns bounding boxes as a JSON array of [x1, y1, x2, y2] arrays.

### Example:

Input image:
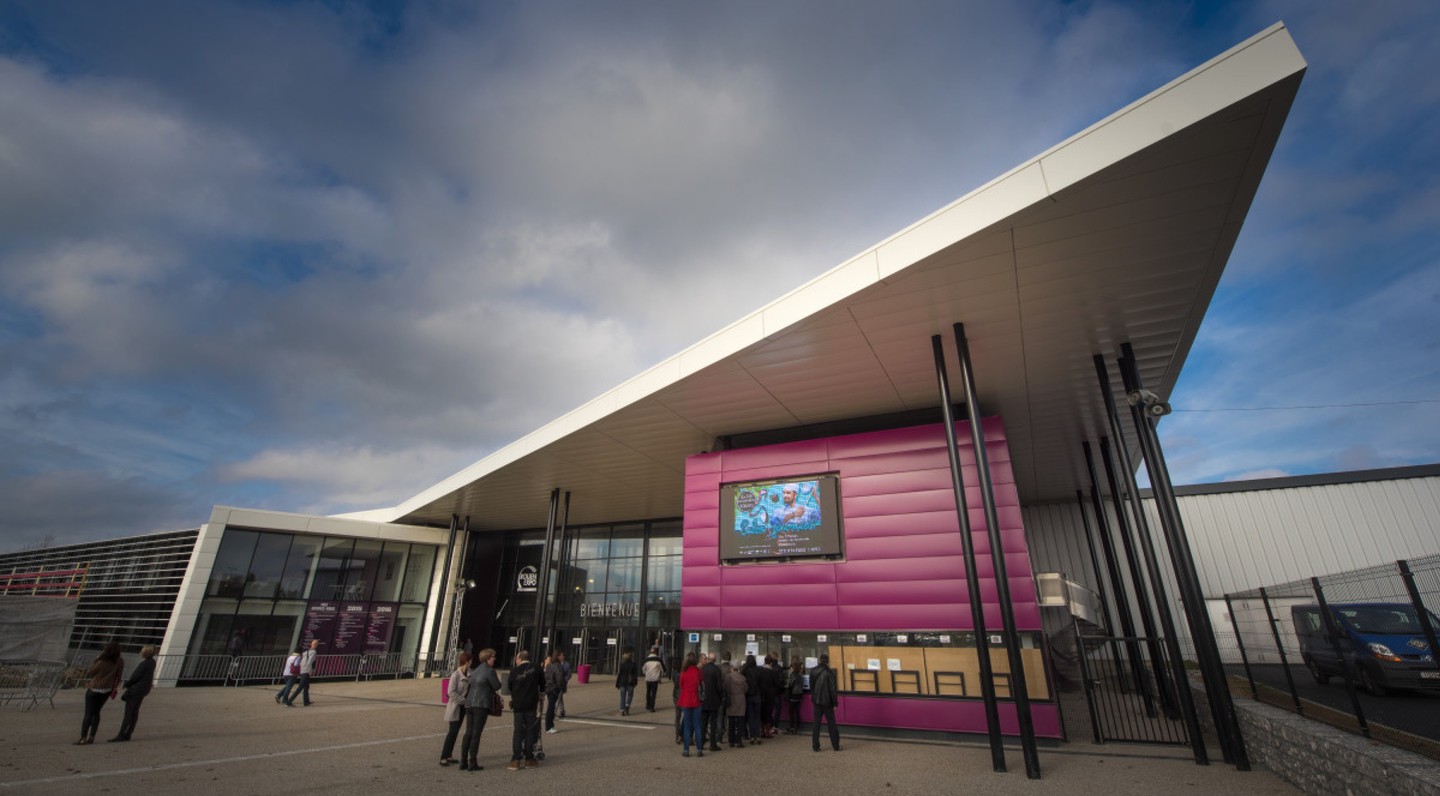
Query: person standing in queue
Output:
[[460, 648, 501, 771], [700, 652, 724, 751], [677, 652, 703, 757], [110, 644, 156, 742], [439, 651, 470, 766], [810, 653, 841, 752], [723, 657, 747, 748], [785, 656, 806, 734], [506, 650, 543, 770]]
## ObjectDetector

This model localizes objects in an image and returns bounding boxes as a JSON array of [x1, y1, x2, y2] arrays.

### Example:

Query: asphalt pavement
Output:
[[0, 675, 1298, 794], [1230, 663, 1440, 742]]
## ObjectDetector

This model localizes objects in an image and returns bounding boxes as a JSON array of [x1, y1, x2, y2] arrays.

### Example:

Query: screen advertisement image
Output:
[[719, 474, 843, 562]]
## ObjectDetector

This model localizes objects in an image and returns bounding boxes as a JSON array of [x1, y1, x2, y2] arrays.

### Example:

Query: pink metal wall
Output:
[[680, 419, 1061, 738], [682, 419, 1039, 631]]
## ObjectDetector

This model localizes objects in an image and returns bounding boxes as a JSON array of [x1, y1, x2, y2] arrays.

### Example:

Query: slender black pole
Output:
[[1082, 444, 1152, 710], [953, 323, 1041, 779], [1098, 437, 1174, 718], [548, 492, 573, 643], [1398, 560, 1440, 678], [1312, 578, 1370, 738], [532, 488, 561, 658], [1076, 490, 1116, 636], [931, 334, 1006, 772], [427, 514, 459, 674], [1224, 595, 1260, 701], [1259, 588, 1303, 714], [1119, 346, 1248, 770]]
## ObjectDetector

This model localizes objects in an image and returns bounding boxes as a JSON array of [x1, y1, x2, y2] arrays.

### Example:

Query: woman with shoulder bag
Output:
[[439, 652, 471, 766], [77, 642, 124, 745], [460, 649, 502, 771]]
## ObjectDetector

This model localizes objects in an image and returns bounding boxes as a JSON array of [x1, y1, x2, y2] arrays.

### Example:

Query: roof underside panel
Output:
[[380, 25, 1305, 532]]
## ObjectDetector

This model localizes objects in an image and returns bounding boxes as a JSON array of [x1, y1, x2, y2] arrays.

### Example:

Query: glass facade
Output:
[[188, 529, 439, 659], [491, 519, 681, 675]]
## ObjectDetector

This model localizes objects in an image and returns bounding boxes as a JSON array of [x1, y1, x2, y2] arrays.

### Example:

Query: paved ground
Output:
[[0, 677, 1297, 794]]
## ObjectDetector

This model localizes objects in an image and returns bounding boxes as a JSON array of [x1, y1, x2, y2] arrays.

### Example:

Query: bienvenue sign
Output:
[[579, 601, 640, 619]]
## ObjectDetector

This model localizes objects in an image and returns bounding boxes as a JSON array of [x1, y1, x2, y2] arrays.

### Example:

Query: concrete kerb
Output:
[[0, 677, 1297, 795]]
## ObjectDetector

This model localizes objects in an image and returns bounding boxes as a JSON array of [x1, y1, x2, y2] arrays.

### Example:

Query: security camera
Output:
[[1147, 402, 1172, 417], [1126, 389, 1161, 407]]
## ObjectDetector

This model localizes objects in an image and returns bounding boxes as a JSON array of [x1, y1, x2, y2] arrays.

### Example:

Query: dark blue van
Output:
[[1291, 602, 1440, 696]]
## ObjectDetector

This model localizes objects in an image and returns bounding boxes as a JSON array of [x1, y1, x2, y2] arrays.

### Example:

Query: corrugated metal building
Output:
[[1025, 464, 1440, 657]]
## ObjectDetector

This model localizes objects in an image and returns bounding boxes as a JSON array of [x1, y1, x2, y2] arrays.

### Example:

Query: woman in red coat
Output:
[[676, 652, 704, 757]]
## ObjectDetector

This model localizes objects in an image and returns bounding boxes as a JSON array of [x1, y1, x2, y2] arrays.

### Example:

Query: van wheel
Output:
[[1358, 667, 1387, 697], [1304, 656, 1328, 685]]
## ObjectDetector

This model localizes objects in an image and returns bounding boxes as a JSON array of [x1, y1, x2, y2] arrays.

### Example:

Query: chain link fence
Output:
[[1224, 554, 1440, 758]]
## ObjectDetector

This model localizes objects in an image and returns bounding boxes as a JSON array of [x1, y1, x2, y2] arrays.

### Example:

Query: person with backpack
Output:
[[642, 647, 665, 712], [439, 652, 471, 766], [276, 648, 301, 705]]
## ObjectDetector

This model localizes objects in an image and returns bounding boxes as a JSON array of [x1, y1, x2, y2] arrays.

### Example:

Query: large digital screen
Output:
[[719, 473, 844, 562]]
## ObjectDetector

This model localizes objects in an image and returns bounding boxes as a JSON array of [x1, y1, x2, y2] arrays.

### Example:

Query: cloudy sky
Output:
[[2, 1, 1437, 550]]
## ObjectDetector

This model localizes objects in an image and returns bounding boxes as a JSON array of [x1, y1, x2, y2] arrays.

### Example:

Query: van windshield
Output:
[[1336, 605, 1440, 636]]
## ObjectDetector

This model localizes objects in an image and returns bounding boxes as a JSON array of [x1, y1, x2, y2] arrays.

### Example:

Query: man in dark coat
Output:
[[700, 653, 725, 751], [810, 653, 841, 752], [507, 650, 543, 769]]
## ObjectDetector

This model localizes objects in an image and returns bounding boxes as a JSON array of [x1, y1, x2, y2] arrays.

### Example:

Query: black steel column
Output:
[[531, 488, 561, 658], [1075, 489, 1117, 639], [1118, 346, 1249, 770], [953, 323, 1041, 779], [1082, 443, 1152, 709], [548, 492, 573, 643], [427, 514, 459, 674], [931, 334, 1006, 772], [1099, 436, 1177, 718]]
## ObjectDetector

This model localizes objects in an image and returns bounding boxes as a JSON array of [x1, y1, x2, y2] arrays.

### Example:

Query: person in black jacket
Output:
[[756, 655, 780, 738], [810, 653, 841, 752], [700, 652, 725, 751], [109, 644, 155, 742], [741, 654, 762, 744], [506, 650, 543, 770], [615, 650, 638, 715]]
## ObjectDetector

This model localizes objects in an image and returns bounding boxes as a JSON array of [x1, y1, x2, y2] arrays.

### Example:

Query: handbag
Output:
[[490, 691, 504, 717]]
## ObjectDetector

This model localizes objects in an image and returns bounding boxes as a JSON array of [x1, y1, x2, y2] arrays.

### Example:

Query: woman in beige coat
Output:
[[439, 652, 471, 765], [724, 661, 748, 748]]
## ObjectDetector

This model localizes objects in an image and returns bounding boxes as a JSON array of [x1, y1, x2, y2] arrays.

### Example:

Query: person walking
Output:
[[723, 659, 747, 748], [556, 651, 570, 718], [677, 652, 704, 757], [615, 649, 638, 715], [439, 652, 471, 766], [109, 644, 155, 742], [700, 652, 724, 751], [460, 648, 501, 771], [275, 648, 301, 705], [506, 650, 543, 770], [76, 642, 123, 745], [543, 654, 564, 734], [642, 647, 665, 712], [810, 653, 841, 752], [284, 639, 319, 706]]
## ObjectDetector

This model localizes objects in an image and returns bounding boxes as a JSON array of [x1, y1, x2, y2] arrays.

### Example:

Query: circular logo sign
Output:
[[517, 565, 538, 592]]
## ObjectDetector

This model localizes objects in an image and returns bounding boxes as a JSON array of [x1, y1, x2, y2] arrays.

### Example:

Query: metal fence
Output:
[[1224, 554, 1440, 755], [61, 650, 430, 688], [0, 660, 66, 711]]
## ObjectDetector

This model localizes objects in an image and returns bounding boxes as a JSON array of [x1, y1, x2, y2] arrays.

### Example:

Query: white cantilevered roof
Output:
[[360, 23, 1306, 532]]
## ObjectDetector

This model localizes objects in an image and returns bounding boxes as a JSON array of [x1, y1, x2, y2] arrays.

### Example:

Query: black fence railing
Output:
[[1224, 554, 1440, 757], [62, 650, 442, 688]]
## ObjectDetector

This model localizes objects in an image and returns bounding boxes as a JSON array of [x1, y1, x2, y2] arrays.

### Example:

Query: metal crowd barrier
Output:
[[0, 660, 66, 711], [62, 649, 433, 687]]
